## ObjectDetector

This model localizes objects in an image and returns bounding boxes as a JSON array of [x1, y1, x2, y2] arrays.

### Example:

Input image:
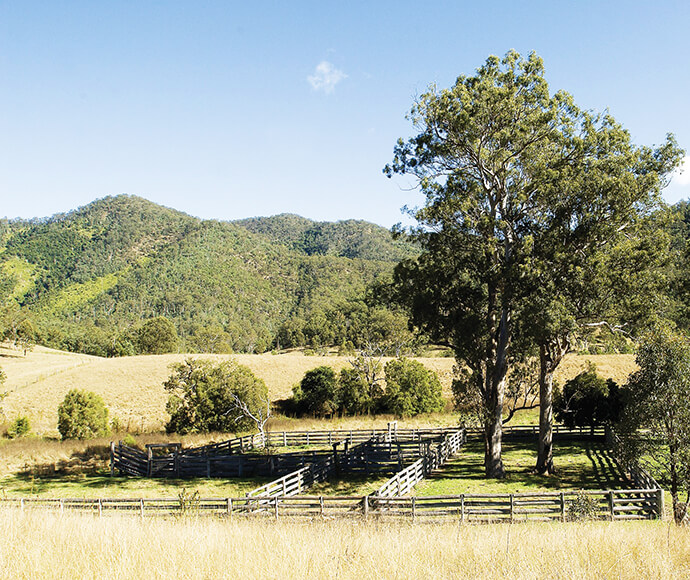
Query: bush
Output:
[[555, 363, 622, 429], [7, 416, 31, 438], [382, 358, 444, 417], [338, 367, 375, 415], [57, 390, 110, 440], [136, 317, 179, 354], [165, 358, 268, 434], [292, 366, 338, 417]]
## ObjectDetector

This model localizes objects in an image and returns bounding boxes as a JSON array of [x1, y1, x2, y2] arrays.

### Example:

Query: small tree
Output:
[[292, 366, 338, 417], [338, 367, 375, 415], [57, 390, 110, 440], [165, 358, 269, 434], [620, 329, 690, 524], [382, 358, 444, 417], [7, 416, 31, 438], [136, 317, 179, 354], [555, 364, 622, 432]]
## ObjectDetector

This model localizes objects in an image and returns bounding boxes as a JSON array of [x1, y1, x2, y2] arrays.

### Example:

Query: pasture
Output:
[[0, 343, 637, 434]]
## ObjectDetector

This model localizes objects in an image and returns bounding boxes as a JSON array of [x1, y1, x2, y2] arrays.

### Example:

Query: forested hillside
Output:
[[0, 195, 417, 356]]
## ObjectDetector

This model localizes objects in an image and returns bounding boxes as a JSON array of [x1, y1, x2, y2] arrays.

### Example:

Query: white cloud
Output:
[[307, 61, 347, 94], [672, 155, 690, 187]]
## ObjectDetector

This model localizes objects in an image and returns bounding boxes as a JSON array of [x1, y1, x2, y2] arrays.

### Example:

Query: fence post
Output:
[[110, 442, 115, 477], [609, 491, 615, 521], [98, 498, 102, 517], [140, 498, 145, 518], [510, 494, 514, 524], [363, 495, 369, 520], [227, 498, 233, 520], [274, 497, 279, 520], [147, 447, 153, 477], [656, 488, 664, 520], [411, 496, 416, 522], [461, 494, 465, 525], [320, 496, 325, 518], [560, 492, 565, 522]]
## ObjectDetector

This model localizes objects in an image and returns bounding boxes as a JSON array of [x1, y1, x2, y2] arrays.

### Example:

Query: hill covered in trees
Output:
[[0, 195, 418, 356]]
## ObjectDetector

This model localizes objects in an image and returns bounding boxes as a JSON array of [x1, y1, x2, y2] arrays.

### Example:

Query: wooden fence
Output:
[[375, 430, 466, 497], [0, 488, 662, 521], [110, 429, 455, 480]]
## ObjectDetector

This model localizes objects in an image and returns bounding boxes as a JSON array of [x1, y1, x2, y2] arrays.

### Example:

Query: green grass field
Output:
[[415, 438, 626, 496]]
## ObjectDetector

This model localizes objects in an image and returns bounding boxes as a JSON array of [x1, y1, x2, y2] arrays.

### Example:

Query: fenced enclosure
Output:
[[110, 427, 461, 480], [4, 424, 660, 523]]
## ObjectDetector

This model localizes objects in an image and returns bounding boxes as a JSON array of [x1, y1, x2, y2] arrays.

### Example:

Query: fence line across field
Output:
[[0, 488, 662, 522]]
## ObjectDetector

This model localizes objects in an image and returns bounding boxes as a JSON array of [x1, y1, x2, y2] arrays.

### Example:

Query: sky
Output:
[[1, 0, 689, 227]]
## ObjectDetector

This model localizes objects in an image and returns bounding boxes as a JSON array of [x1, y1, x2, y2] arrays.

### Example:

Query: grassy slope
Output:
[[0, 344, 637, 434]]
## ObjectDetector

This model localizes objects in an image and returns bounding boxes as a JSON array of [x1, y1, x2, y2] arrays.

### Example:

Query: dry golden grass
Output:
[[0, 512, 688, 579], [0, 343, 637, 435]]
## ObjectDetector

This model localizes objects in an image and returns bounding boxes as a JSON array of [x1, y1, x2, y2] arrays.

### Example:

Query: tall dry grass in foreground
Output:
[[1, 512, 688, 579]]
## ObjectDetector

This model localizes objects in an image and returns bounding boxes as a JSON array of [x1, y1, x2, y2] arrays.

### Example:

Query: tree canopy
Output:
[[164, 358, 269, 434], [620, 329, 690, 524], [385, 50, 683, 477]]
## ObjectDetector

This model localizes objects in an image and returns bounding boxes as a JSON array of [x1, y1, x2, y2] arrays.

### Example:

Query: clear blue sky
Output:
[[2, 1, 689, 226]]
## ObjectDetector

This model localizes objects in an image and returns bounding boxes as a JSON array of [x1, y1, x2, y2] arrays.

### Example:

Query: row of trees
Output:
[[384, 50, 683, 478], [289, 357, 444, 418]]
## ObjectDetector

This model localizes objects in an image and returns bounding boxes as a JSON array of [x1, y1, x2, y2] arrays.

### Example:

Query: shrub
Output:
[[57, 390, 110, 440], [555, 363, 622, 430], [165, 358, 268, 434], [382, 358, 444, 417], [338, 367, 375, 415], [136, 316, 179, 354], [7, 416, 31, 438], [292, 366, 338, 417], [567, 491, 600, 521]]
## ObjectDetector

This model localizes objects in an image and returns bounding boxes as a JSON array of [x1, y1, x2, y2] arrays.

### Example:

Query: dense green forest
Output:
[[0, 195, 418, 356], [1, 194, 689, 358]]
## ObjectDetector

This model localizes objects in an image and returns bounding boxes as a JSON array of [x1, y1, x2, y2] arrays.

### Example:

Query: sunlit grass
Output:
[[1, 513, 688, 579], [415, 438, 628, 496]]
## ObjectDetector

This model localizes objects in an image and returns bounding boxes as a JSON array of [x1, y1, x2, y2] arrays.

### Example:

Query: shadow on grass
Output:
[[420, 438, 628, 494]]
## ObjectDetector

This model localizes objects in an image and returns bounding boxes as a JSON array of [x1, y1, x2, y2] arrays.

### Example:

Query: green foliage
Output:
[[164, 358, 268, 434], [566, 491, 601, 522], [382, 358, 444, 417], [135, 316, 179, 354], [292, 366, 339, 417], [384, 50, 683, 477], [338, 367, 374, 415], [7, 416, 31, 438], [555, 364, 622, 429], [1, 195, 416, 357], [57, 389, 110, 440], [620, 328, 690, 524]]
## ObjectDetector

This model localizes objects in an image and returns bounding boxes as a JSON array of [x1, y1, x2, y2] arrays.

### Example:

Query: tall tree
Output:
[[620, 329, 690, 524], [385, 50, 682, 477]]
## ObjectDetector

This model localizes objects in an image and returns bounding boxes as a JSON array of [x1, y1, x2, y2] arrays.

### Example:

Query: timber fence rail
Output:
[[110, 430, 454, 480], [375, 429, 466, 498], [0, 488, 662, 521]]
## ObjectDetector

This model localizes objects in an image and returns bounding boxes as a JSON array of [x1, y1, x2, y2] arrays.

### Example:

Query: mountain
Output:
[[0, 195, 417, 356]]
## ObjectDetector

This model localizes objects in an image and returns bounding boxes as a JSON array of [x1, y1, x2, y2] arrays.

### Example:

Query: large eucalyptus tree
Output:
[[385, 50, 682, 478]]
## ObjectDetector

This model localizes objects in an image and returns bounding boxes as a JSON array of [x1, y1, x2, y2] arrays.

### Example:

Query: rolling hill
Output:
[[0, 195, 416, 356]]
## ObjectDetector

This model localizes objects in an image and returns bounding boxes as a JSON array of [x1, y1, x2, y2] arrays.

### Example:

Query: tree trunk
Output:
[[484, 307, 509, 479], [484, 385, 505, 478], [535, 339, 568, 476]]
